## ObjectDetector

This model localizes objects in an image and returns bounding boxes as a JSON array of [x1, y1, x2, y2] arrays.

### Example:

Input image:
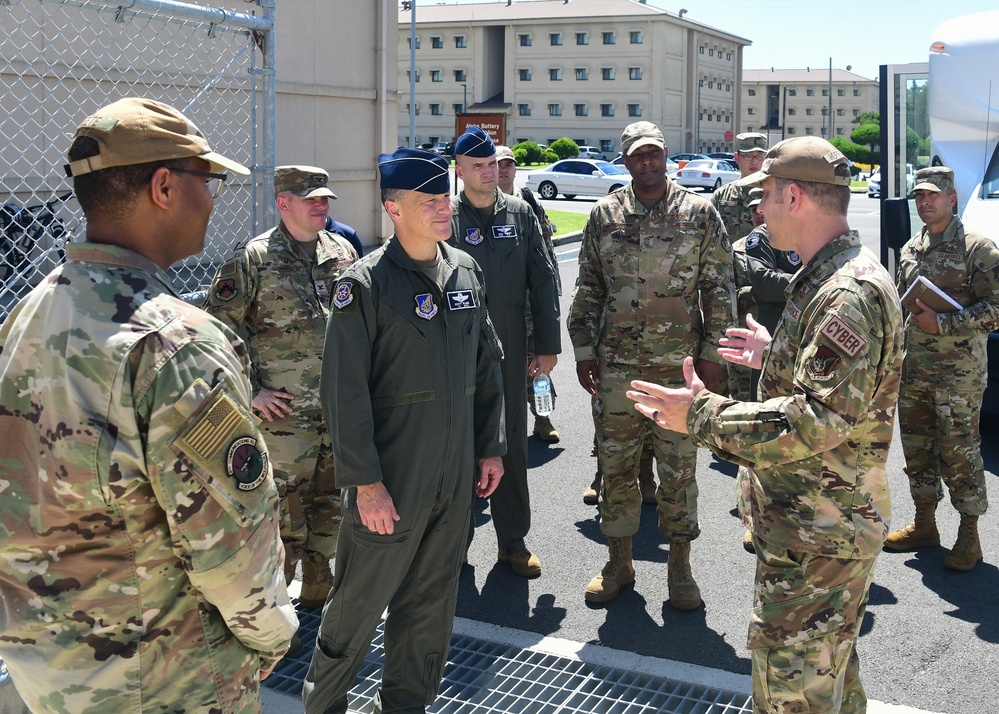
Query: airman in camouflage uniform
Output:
[[628, 137, 904, 714], [885, 166, 999, 572], [0, 97, 297, 713], [568, 121, 735, 609], [204, 166, 359, 609]]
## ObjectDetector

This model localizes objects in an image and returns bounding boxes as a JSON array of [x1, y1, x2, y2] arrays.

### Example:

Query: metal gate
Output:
[[0, 0, 276, 321]]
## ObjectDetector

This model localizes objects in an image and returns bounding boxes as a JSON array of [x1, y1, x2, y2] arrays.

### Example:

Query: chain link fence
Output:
[[1, 0, 275, 321]]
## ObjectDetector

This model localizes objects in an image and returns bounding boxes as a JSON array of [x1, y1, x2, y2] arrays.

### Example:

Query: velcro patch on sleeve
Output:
[[819, 314, 867, 358]]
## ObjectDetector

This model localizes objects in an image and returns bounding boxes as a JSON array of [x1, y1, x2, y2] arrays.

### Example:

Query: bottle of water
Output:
[[533, 371, 554, 417]]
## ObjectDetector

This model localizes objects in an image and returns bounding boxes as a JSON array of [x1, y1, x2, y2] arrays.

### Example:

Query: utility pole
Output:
[[408, 1, 416, 147], [828, 57, 833, 139]]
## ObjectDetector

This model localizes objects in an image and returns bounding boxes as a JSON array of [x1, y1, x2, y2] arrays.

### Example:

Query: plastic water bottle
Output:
[[533, 371, 554, 417]]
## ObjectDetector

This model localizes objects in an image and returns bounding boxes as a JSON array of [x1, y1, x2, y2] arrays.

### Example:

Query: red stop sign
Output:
[[724, 130, 734, 142]]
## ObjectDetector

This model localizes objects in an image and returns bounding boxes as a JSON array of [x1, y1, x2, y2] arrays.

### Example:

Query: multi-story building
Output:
[[398, 0, 750, 157], [741, 68, 879, 146]]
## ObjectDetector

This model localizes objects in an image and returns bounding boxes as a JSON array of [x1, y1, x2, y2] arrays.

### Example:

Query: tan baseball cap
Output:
[[621, 121, 665, 155], [65, 97, 249, 177], [736, 132, 768, 153], [495, 145, 517, 164], [736, 136, 851, 188], [274, 166, 337, 198], [912, 166, 954, 193]]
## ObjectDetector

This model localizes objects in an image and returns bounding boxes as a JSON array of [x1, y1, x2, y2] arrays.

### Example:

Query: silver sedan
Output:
[[674, 159, 741, 191], [524, 159, 632, 200]]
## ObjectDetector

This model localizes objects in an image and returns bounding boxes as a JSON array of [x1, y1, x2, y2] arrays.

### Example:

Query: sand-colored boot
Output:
[[299, 558, 335, 609], [667, 540, 702, 611], [585, 536, 636, 603], [742, 531, 755, 554], [583, 470, 601, 505], [533, 415, 560, 443], [884, 501, 940, 551], [944, 515, 983, 572]]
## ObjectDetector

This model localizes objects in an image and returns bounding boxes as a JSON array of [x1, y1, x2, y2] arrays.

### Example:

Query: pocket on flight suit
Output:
[[341, 525, 414, 616]]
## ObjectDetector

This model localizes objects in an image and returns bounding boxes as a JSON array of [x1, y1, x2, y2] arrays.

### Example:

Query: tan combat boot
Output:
[[638, 449, 657, 505], [585, 536, 636, 603], [533, 415, 560, 443], [583, 470, 601, 505], [299, 558, 335, 609], [741, 531, 755, 554], [943, 515, 983, 572], [884, 501, 940, 551], [667, 540, 702, 611]]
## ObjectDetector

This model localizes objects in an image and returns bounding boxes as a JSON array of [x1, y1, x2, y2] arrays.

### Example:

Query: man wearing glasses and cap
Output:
[[204, 166, 359, 617], [628, 136, 904, 712], [0, 97, 297, 712], [304, 147, 505, 714]]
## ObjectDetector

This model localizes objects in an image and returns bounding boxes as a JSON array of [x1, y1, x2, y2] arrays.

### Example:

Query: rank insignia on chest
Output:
[[415, 293, 439, 320], [492, 224, 517, 239], [465, 227, 484, 245], [447, 290, 477, 310], [315, 280, 330, 302], [214, 278, 237, 302], [333, 281, 354, 308]]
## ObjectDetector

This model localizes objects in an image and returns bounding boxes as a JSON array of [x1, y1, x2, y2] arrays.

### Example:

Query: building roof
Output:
[[400, 0, 750, 43], [743, 68, 877, 83]]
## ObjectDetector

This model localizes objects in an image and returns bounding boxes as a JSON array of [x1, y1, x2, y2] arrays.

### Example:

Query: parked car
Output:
[[674, 159, 741, 191], [431, 142, 454, 157], [524, 159, 632, 199], [868, 164, 914, 198], [708, 151, 735, 161], [669, 152, 710, 169], [577, 145, 604, 159], [611, 154, 680, 177]]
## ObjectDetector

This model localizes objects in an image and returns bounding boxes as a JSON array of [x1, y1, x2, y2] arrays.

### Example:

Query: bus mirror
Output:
[[883, 198, 911, 250]]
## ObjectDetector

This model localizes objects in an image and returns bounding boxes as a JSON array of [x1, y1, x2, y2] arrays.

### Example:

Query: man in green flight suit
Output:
[[303, 148, 506, 714]]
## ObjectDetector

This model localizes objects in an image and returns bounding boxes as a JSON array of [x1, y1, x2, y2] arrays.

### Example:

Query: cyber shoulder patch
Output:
[[819, 314, 867, 358], [333, 281, 354, 309]]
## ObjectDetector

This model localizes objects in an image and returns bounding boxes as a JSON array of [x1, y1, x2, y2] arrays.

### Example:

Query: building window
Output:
[[601, 103, 614, 117], [600, 139, 613, 153], [806, 89, 815, 96], [699, 46, 705, 54], [628, 67, 642, 80], [549, 103, 561, 117], [837, 88, 846, 97], [628, 103, 641, 117], [821, 89, 829, 97], [726, 84, 731, 92], [431, 36, 443, 49], [430, 103, 442, 115], [602, 31, 615, 44], [748, 88, 756, 96], [453, 103, 463, 114], [707, 114, 713, 121], [709, 49, 714, 57], [431, 70, 442, 82], [852, 108, 860, 116], [726, 53, 732, 60], [708, 81, 714, 89], [549, 68, 562, 81], [550, 33, 562, 46], [747, 107, 756, 115], [576, 32, 588, 45], [519, 103, 531, 116], [519, 33, 531, 47], [788, 127, 797, 135], [788, 89, 797, 96], [575, 67, 588, 81], [854, 89, 862, 97], [405, 103, 419, 115], [519, 68, 531, 81], [837, 108, 845, 116], [821, 107, 828, 116], [629, 30, 642, 44], [806, 127, 814, 135], [787, 108, 797, 116], [602, 67, 615, 80], [455, 35, 466, 49], [406, 70, 419, 83], [454, 69, 466, 82], [406, 37, 420, 49], [575, 103, 587, 117], [806, 108, 814, 116]]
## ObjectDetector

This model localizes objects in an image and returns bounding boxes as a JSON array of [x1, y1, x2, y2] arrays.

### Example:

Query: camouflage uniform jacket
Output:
[[897, 215, 999, 388], [745, 224, 802, 334], [0, 243, 297, 713], [204, 223, 359, 410], [568, 180, 735, 366], [687, 231, 904, 558], [731, 236, 756, 323], [711, 180, 756, 243]]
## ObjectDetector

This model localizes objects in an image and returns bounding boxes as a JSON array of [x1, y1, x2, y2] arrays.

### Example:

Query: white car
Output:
[[577, 145, 604, 160], [611, 154, 680, 177], [524, 159, 632, 200], [674, 159, 741, 191]]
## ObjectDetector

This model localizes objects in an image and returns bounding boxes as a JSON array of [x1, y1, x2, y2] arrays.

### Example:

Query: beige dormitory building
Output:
[[397, 0, 751, 158]]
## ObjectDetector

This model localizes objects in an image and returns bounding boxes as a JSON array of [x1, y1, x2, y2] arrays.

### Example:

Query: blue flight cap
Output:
[[454, 126, 496, 158], [378, 148, 450, 194]]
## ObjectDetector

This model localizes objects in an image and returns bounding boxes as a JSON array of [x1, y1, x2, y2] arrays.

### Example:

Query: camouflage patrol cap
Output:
[[912, 166, 955, 193], [621, 121, 665, 155], [736, 132, 768, 153], [274, 166, 337, 199], [748, 187, 764, 207], [495, 145, 517, 165], [65, 97, 249, 177], [736, 136, 851, 188]]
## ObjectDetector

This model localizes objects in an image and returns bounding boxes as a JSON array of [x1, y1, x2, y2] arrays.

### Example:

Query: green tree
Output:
[[542, 148, 560, 163], [852, 111, 879, 126], [550, 137, 579, 160], [512, 140, 543, 165], [851, 123, 881, 167], [830, 137, 868, 172]]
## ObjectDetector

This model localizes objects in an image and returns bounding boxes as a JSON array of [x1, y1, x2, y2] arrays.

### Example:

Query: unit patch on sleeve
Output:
[[214, 278, 237, 302], [226, 437, 269, 491], [333, 281, 354, 309], [805, 344, 842, 381], [447, 290, 477, 310]]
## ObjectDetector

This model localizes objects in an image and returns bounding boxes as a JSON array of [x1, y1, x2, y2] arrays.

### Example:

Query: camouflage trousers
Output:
[[593, 362, 699, 540], [749, 541, 876, 714], [898, 381, 988, 516], [260, 408, 341, 579]]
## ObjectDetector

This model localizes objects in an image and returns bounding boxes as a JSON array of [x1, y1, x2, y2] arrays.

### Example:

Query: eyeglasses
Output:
[[171, 167, 228, 198]]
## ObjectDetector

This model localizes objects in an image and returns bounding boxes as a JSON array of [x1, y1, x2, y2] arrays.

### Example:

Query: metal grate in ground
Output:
[[265, 600, 752, 713]]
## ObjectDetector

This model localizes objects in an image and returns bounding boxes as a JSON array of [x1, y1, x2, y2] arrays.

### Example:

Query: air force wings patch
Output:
[[492, 224, 517, 239], [447, 290, 477, 310]]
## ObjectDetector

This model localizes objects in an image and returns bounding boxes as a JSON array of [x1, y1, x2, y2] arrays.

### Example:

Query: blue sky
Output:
[[445, 0, 998, 80]]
